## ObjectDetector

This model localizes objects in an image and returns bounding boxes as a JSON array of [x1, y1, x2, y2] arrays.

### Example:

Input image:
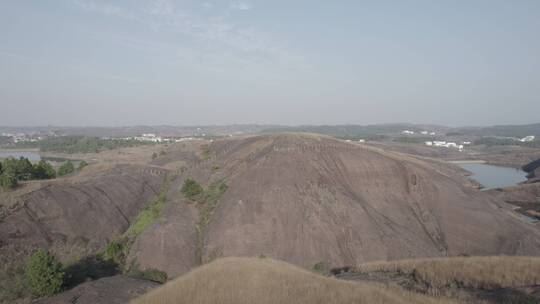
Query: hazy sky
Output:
[[1, 1, 539, 126]]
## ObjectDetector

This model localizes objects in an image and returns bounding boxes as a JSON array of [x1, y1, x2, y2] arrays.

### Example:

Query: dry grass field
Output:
[[353, 256, 540, 290], [133, 257, 458, 304]]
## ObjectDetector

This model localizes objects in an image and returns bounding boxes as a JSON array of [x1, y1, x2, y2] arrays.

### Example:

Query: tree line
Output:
[[0, 157, 87, 189], [15, 136, 152, 154]]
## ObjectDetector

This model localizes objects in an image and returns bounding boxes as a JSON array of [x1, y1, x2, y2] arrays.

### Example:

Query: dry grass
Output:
[[354, 256, 540, 290], [133, 257, 457, 304]]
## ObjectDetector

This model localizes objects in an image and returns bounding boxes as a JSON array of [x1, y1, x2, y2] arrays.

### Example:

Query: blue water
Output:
[[458, 163, 527, 189], [0, 151, 41, 161]]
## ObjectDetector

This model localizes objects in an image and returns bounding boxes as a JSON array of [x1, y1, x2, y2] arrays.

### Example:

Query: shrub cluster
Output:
[[0, 157, 55, 189], [181, 178, 204, 200], [57, 161, 75, 176], [24, 250, 65, 297]]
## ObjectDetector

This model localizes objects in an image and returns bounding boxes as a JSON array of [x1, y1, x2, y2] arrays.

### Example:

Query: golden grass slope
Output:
[[133, 257, 457, 304], [353, 256, 540, 290]]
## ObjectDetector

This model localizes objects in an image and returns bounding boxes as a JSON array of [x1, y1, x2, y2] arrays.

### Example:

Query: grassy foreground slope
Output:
[[133, 257, 456, 304]]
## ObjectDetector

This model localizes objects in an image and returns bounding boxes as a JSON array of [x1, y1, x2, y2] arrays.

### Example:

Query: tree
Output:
[[24, 250, 64, 297], [32, 160, 56, 180], [151, 152, 158, 160], [181, 178, 203, 200], [57, 161, 75, 176], [15, 157, 34, 180], [2, 157, 34, 181], [0, 173, 17, 190]]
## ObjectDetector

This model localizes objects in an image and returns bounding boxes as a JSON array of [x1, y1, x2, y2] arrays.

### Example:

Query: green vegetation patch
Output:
[[24, 250, 65, 297], [0, 157, 56, 190], [126, 192, 167, 237], [21, 135, 152, 154], [191, 179, 228, 264], [181, 178, 204, 200], [125, 179, 170, 237], [312, 261, 330, 276], [57, 161, 75, 177], [77, 160, 88, 170]]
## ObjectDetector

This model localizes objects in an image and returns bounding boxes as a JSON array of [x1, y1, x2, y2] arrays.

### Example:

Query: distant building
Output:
[[519, 135, 535, 142], [420, 131, 428, 135], [135, 133, 162, 142], [358, 139, 366, 143], [462, 141, 471, 145], [401, 130, 415, 135], [429, 140, 464, 151]]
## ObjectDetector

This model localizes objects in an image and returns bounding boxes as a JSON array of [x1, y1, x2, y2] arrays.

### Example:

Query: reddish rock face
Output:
[[0, 164, 167, 267], [199, 134, 540, 269]]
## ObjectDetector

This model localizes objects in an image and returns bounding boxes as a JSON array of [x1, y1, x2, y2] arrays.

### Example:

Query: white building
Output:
[[420, 131, 428, 135], [425, 141, 433, 146], [358, 139, 366, 143], [135, 133, 163, 142], [520, 135, 535, 142], [401, 130, 415, 135]]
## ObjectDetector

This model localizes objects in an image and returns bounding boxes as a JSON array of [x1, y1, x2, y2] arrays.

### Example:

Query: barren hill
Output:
[[2, 133, 540, 299], [132, 133, 540, 277]]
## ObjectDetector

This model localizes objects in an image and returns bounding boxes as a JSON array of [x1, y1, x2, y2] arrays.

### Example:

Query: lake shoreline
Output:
[[456, 163, 527, 190]]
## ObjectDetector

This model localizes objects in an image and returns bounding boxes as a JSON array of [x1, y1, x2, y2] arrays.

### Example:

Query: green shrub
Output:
[[0, 173, 18, 190], [33, 160, 56, 179], [57, 161, 75, 176], [103, 240, 125, 264], [312, 262, 330, 276], [77, 160, 88, 170], [24, 250, 64, 297], [181, 178, 203, 200]]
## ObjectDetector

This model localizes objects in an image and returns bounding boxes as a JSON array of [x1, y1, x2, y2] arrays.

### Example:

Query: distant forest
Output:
[[15, 136, 152, 154]]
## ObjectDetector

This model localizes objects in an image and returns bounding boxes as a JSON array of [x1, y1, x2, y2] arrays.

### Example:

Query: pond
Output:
[[457, 163, 528, 189], [0, 150, 41, 161]]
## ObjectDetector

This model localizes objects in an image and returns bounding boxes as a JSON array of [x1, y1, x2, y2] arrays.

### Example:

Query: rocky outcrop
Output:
[[201, 134, 540, 268], [0, 164, 167, 267], [523, 159, 540, 182]]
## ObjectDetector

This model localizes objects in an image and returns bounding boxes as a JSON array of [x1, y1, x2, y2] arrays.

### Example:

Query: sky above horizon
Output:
[[1, 0, 539, 127]]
